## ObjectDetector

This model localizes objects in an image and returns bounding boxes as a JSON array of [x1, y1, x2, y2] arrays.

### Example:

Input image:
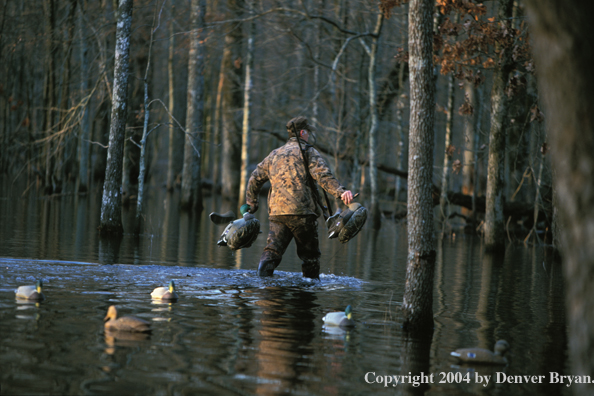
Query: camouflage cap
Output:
[[286, 116, 316, 138]]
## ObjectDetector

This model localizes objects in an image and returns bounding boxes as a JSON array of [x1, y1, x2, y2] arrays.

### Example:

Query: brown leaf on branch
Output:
[[446, 144, 456, 157], [379, 0, 405, 19], [458, 100, 474, 116], [452, 159, 462, 174], [530, 105, 545, 123], [394, 47, 408, 63], [483, 58, 495, 68]]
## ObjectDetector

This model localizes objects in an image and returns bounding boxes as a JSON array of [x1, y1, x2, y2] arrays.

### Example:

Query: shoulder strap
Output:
[[290, 123, 333, 220]]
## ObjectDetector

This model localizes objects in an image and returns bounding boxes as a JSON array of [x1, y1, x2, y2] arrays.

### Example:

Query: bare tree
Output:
[[238, 1, 256, 208], [439, 73, 455, 223], [180, 0, 205, 212], [361, 12, 383, 230], [524, 2, 594, 394], [99, 0, 133, 236], [402, 0, 436, 331], [166, 0, 177, 192], [135, 1, 160, 227], [220, 0, 244, 203], [77, 1, 91, 193], [484, 0, 514, 251]]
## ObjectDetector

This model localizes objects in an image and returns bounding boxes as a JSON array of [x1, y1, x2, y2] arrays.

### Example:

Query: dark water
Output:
[[0, 182, 569, 395]]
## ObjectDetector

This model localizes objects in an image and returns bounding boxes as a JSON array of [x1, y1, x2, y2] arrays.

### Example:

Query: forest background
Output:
[[0, 0, 548, 245]]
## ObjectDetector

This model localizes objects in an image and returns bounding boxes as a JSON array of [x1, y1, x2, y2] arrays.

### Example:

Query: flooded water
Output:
[[0, 181, 569, 395]]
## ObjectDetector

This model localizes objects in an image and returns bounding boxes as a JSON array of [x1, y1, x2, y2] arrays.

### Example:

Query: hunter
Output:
[[246, 116, 353, 279]]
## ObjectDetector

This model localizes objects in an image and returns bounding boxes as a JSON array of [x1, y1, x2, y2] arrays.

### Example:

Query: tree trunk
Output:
[[56, 0, 77, 194], [43, 0, 56, 194], [484, 0, 514, 252], [472, 86, 484, 219], [99, 0, 133, 236], [239, 2, 255, 208], [212, 56, 225, 193], [402, 0, 436, 331], [439, 73, 455, 222], [220, 0, 243, 202], [78, 2, 91, 193], [180, 0, 205, 212], [394, 66, 407, 202], [135, 3, 158, 228], [462, 81, 476, 198], [365, 13, 383, 230], [524, 3, 594, 393], [166, 0, 176, 192]]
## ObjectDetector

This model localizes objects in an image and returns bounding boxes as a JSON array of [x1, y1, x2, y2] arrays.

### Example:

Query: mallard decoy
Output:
[[216, 204, 260, 250], [338, 202, 367, 243], [151, 280, 179, 301], [323, 305, 355, 328], [104, 305, 151, 333], [450, 340, 510, 365], [327, 202, 367, 243], [15, 279, 45, 301]]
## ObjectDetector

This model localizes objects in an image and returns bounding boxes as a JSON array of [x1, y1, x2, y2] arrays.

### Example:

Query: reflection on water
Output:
[[0, 184, 569, 395]]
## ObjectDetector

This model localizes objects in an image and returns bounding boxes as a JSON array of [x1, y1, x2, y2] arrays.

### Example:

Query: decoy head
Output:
[[36, 279, 43, 293], [240, 204, 251, 216], [104, 305, 118, 322], [345, 305, 353, 320], [168, 280, 176, 293], [494, 340, 510, 355]]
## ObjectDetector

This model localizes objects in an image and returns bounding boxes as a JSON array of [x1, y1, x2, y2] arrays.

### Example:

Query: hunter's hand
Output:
[[248, 202, 259, 214], [341, 190, 353, 205]]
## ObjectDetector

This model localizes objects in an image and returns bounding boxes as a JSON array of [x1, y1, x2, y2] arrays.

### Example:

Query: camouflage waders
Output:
[[257, 215, 321, 279]]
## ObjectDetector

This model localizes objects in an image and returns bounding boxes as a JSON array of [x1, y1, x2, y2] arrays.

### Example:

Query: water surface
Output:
[[0, 184, 568, 395]]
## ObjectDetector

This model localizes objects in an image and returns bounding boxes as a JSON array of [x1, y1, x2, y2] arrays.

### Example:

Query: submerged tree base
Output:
[[402, 250, 437, 332], [98, 223, 124, 237]]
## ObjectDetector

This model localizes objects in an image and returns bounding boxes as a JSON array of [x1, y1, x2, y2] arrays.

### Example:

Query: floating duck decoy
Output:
[[450, 340, 510, 365], [151, 280, 179, 301], [104, 305, 151, 333], [327, 202, 367, 243], [323, 305, 355, 328], [215, 204, 260, 250], [15, 279, 45, 301]]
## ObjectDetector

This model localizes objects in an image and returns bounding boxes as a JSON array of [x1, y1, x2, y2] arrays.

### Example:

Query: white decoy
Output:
[[323, 305, 355, 328], [151, 280, 179, 301], [15, 279, 45, 301]]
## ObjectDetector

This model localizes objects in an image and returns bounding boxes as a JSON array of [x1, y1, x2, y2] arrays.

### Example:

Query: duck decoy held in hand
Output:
[[104, 305, 151, 333], [450, 340, 509, 365], [15, 279, 45, 301], [323, 305, 355, 328], [151, 280, 179, 301], [216, 204, 260, 251], [327, 202, 367, 243]]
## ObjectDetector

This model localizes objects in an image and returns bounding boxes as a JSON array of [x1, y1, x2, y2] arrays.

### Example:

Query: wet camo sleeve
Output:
[[246, 139, 346, 216]]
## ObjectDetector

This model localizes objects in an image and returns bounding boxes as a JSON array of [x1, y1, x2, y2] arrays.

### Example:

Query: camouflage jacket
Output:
[[246, 138, 346, 217]]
